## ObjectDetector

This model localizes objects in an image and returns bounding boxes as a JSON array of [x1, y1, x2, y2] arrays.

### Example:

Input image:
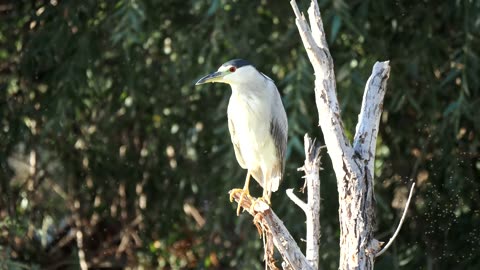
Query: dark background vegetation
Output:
[[1, 0, 479, 269]]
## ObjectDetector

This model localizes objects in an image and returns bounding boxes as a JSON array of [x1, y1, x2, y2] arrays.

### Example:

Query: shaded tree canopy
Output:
[[0, 0, 479, 269]]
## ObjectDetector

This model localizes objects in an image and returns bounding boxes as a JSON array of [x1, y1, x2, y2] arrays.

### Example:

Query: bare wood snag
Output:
[[230, 1, 415, 269]]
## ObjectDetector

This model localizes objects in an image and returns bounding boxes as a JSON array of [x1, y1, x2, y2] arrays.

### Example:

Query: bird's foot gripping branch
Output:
[[228, 191, 276, 268], [229, 188, 253, 216], [229, 190, 270, 217], [229, 190, 314, 270]]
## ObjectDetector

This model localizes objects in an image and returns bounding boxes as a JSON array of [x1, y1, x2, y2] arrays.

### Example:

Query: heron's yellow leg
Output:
[[262, 188, 271, 205], [229, 172, 252, 216], [237, 172, 252, 215]]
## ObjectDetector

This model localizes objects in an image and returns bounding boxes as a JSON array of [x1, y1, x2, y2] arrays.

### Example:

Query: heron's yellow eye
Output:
[[229, 66, 236, 72]]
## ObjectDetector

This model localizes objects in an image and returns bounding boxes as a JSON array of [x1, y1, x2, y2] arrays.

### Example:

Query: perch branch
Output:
[[230, 191, 313, 270], [375, 183, 416, 257]]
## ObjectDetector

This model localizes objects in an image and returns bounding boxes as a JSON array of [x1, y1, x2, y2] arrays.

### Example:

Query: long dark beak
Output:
[[195, 71, 223, 85]]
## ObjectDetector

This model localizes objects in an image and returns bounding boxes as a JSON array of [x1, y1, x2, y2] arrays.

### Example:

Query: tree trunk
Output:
[[290, 1, 388, 268], [231, 2, 416, 269]]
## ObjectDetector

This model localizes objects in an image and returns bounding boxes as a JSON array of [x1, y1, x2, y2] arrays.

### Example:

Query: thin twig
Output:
[[375, 183, 416, 257], [286, 189, 308, 213]]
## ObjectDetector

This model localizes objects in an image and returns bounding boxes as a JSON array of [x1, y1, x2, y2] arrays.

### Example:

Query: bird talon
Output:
[[230, 188, 252, 216], [229, 188, 243, 202]]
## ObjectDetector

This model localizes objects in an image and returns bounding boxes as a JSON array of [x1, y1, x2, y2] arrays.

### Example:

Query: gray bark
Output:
[[290, 0, 390, 268]]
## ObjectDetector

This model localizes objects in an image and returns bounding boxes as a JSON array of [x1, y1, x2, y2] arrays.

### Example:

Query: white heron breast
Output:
[[227, 91, 277, 172]]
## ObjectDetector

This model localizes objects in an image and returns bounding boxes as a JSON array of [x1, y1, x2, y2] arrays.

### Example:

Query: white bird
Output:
[[196, 59, 288, 215]]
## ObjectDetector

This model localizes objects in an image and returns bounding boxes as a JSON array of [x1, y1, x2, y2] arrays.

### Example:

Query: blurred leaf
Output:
[[443, 100, 460, 116], [441, 68, 461, 87], [330, 15, 342, 44], [207, 0, 220, 16]]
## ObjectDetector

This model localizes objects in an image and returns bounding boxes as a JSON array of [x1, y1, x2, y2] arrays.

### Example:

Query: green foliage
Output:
[[0, 0, 479, 269]]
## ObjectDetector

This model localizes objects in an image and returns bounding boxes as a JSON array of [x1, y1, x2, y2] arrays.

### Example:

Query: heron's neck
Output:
[[229, 77, 270, 98]]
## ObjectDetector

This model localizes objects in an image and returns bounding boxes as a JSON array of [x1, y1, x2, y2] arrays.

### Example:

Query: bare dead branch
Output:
[[353, 61, 391, 174], [286, 189, 308, 213], [307, 0, 327, 50], [290, 0, 354, 179], [376, 183, 416, 257], [291, 1, 392, 269], [230, 191, 313, 270], [300, 134, 322, 269]]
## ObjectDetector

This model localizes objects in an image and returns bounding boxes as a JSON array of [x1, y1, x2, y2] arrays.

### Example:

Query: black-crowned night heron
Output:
[[196, 59, 288, 215]]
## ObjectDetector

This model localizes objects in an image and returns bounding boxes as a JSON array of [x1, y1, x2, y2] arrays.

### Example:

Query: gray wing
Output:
[[270, 91, 288, 178], [228, 118, 247, 169]]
